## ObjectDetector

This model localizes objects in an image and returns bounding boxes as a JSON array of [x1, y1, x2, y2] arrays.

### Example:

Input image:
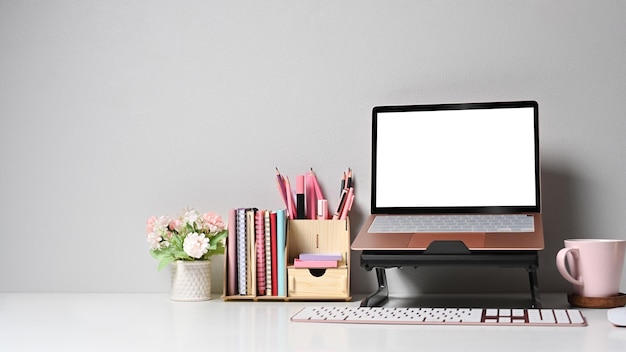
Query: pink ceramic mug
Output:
[[556, 239, 626, 297]]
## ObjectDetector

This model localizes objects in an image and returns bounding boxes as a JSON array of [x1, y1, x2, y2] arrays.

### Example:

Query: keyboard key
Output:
[[555, 309, 571, 323], [527, 309, 556, 324], [486, 308, 499, 316], [567, 309, 586, 324], [512, 309, 525, 317]]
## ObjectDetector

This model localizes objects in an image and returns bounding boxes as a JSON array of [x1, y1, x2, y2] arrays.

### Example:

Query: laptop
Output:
[[351, 100, 544, 251]]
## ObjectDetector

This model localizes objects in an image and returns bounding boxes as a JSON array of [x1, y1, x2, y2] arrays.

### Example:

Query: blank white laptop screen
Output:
[[373, 102, 539, 213]]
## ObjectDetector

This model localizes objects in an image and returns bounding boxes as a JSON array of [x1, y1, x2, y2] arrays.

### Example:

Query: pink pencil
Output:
[[284, 176, 297, 219]]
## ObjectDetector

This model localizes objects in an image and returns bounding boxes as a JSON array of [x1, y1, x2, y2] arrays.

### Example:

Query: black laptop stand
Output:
[[358, 241, 542, 308]]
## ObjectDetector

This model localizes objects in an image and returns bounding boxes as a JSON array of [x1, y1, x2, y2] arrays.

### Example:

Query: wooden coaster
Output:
[[567, 292, 626, 308]]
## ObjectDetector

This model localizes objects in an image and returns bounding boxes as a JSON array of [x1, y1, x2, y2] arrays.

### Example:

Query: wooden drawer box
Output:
[[287, 267, 349, 298]]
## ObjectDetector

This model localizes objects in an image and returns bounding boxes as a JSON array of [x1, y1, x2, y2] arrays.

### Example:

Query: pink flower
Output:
[[146, 216, 157, 233], [202, 212, 225, 232], [168, 219, 182, 232]]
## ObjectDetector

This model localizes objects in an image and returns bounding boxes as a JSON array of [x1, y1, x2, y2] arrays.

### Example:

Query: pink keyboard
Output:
[[291, 306, 587, 327]]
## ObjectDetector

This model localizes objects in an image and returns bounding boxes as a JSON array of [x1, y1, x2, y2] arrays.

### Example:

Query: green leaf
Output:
[[170, 234, 183, 247], [172, 248, 190, 260], [210, 230, 228, 246], [150, 249, 168, 260], [157, 257, 175, 271]]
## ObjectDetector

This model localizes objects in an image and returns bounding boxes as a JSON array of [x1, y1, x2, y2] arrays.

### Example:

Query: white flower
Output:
[[183, 210, 199, 227], [154, 216, 171, 235], [146, 232, 162, 250], [183, 232, 209, 259]]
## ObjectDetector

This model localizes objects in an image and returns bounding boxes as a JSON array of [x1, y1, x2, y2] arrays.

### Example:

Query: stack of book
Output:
[[226, 208, 288, 297], [293, 253, 342, 269]]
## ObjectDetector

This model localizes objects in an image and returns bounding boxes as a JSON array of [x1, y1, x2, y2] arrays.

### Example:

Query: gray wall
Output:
[[1, 0, 625, 295]]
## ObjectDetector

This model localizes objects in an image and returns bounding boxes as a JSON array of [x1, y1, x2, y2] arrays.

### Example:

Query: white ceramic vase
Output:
[[170, 260, 212, 301]]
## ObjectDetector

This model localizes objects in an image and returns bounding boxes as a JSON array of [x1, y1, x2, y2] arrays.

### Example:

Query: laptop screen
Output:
[[372, 101, 540, 214]]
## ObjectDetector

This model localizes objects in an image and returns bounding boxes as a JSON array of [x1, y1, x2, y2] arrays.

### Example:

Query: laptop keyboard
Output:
[[291, 306, 586, 327], [368, 214, 535, 233]]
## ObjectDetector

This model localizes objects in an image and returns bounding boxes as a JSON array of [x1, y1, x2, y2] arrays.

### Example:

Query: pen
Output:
[[332, 188, 348, 220], [339, 188, 354, 220], [296, 174, 305, 219], [340, 172, 346, 195]]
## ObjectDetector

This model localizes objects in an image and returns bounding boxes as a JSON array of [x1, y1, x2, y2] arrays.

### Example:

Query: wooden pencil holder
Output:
[[287, 219, 351, 299]]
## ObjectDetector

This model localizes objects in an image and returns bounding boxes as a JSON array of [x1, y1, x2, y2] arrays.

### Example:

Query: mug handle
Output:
[[556, 248, 583, 286]]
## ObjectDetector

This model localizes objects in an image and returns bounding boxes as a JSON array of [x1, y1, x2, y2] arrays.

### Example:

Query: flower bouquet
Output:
[[146, 208, 228, 271]]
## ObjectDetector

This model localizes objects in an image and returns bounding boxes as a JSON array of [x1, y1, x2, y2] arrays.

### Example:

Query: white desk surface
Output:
[[1, 293, 625, 352]]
